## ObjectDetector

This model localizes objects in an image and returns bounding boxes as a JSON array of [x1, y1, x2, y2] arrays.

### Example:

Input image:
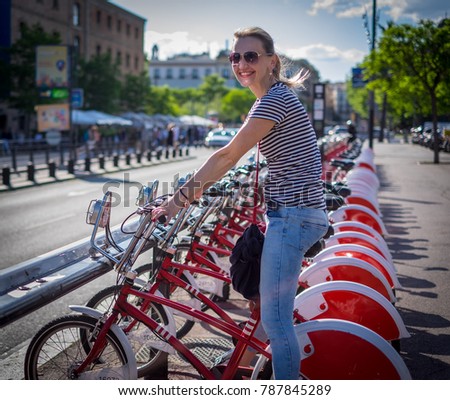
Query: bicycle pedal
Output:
[[212, 348, 234, 367]]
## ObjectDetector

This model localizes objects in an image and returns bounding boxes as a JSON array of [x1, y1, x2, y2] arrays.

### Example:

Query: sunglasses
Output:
[[228, 51, 273, 65]]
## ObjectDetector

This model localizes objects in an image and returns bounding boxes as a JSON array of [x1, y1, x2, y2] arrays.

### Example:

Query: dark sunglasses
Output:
[[228, 51, 273, 65]]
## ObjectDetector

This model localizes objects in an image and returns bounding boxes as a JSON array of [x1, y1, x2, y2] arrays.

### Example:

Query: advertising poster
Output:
[[36, 104, 70, 132], [36, 45, 69, 88]]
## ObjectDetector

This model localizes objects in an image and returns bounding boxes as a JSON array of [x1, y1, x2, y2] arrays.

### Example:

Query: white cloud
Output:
[[285, 43, 365, 64], [144, 30, 223, 60], [309, 0, 449, 21]]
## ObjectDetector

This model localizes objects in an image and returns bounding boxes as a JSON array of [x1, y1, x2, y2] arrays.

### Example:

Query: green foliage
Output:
[[77, 53, 122, 113], [220, 88, 256, 123], [120, 70, 151, 112], [145, 86, 181, 115], [357, 18, 450, 126], [1, 23, 61, 113]]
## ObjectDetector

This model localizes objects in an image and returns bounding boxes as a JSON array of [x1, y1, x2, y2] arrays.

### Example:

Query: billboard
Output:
[[36, 45, 70, 89], [36, 104, 70, 132]]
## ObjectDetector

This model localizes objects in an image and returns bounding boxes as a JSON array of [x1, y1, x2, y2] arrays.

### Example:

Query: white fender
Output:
[[299, 256, 397, 302], [332, 221, 386, 243], [314, 243, 399, 278], [251, 319, 411, 380], [294, 281, 410, 339], [329, 204, 388, 236], [325, 230, 393, 265], [69, 305, 138, 379]]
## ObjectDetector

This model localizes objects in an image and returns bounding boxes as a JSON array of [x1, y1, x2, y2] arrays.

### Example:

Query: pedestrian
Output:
[[152, 26, 328, 379]]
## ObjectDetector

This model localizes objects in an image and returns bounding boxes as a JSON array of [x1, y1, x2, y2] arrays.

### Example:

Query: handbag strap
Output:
[[252, 143, 260, 225]]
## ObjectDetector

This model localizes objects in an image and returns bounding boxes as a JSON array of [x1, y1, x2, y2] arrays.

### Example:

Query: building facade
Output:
[[0, 0, 146, 137], [149, 47, 238, 89]]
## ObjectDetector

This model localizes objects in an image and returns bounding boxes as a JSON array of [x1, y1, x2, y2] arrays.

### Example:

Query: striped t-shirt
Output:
[[248, 82, 325, 209]]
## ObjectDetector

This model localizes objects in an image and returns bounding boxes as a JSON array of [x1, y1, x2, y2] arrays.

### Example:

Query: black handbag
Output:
[[229, 144, 264, 300]]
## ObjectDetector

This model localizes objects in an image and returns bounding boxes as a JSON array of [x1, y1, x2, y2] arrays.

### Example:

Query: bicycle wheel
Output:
[[251, 319, 411, 380], [24, 314, 130, 380], [84, 285, 173, 378]]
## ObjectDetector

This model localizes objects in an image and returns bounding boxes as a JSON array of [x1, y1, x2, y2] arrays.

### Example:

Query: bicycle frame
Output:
[[75, 272, 271, 380]]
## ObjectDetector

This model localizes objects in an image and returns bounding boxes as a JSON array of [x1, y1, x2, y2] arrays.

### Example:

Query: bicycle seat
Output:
[[324, 193, 345, 211], [330, 158, 355, 170]]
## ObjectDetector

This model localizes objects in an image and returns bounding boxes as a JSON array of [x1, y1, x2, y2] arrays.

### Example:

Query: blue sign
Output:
[[71, 88, 84, 108], [352, 68, 366, 88]]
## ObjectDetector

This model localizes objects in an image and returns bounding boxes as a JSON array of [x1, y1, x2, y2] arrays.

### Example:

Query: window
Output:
[[135, 27, 139, 39], [116, 51, 122, 65], [73, 36, 80, 55], [96, 11, 101, 24], [134, 56, 139, 70], [117, 19, 121, 33], [107, 16, 112, 30], [179, 68, 186, 79], [126, 24, 130, 36], [221, 69, 230, 79], [205, 68, 211, 77], [166, 69, 173, 79], [192, 69, 199, 79], [52, 0, 59, 10], [73, 3, 81, 26], [96, 45, 101, 56], [126, 53, 130, 68], [154, 69, 160, 79]]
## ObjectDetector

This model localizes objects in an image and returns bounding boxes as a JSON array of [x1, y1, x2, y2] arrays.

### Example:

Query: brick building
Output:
[[0, 0, 146, 137]]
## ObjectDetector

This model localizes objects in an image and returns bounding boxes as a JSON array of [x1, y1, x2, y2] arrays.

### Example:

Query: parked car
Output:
[[327, 125, 349, 135], [204, 128, 237, 148]]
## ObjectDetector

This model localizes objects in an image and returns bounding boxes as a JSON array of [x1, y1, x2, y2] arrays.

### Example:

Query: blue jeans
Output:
[[260, 206, 329, 379]]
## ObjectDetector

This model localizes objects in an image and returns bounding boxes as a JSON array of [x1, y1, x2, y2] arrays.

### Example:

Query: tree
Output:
[[120, 70, 151, 112], [77, 53, 122, 113], [0, 23, 61, 137], [145, 86, 181, 116], [220, 88, 256, 123], [365, 18, 450, 163]]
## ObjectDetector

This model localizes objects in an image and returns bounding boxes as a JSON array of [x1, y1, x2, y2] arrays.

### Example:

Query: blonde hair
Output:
[[233, 26, 309, 89]]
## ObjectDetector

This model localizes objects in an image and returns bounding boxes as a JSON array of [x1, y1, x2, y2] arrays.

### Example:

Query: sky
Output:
[[109, 0, 449, 83]]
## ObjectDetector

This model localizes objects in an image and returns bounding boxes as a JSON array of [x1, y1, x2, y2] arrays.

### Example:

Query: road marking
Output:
[[27, 213, 78, 230]]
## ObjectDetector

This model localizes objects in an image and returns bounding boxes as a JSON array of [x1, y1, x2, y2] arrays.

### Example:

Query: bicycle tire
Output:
[[24, 314, 130, 380], [84, 285, 175, 378]]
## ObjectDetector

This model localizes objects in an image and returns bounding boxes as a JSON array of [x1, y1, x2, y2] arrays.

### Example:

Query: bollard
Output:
[[27, 162, 35, 182], [2, 166, 11, 186], [136, 152, 142, 163], [67, 159, 75, 174], [146, 150, 152, 162], [113, 154, 119, 167], [125, 153, 131, 165], [165, 149, 169, 159], [85, 157, 91, 172], [172, 148, 177, 158], [48, 161, 56, 178], [156, 150, 161, 160], [99, 155, 105, 169], [186, 147, 189, 156], [179, 148, 183, 157]]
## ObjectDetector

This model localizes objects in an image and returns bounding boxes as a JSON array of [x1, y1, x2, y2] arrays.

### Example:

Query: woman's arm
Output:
[[152, 117, 275, 222]]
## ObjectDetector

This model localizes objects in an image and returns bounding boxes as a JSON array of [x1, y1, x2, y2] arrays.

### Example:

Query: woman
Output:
[[152, 26, 328, 379]]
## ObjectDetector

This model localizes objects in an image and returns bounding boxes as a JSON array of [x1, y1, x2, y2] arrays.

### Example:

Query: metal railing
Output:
[[0, 219, 154, 328]]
